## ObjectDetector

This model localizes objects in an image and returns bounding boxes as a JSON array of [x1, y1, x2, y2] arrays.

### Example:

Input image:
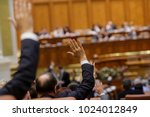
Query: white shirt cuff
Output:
[[100, 92, 105, 96], [21, 32, 38, 41], [80, 60, 89, 65]]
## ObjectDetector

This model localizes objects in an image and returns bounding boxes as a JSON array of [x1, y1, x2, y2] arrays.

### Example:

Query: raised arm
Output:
[[0, 0, 39, 100], [66, 39, 95, 100]]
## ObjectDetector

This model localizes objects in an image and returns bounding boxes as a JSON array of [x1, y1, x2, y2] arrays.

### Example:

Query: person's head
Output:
[[55, 87, 71, 98], [57, 66, 64, 74], [122, 79, 132, 90], [93, 79, 103, 93], [58, 66, 63, 70], [107, 76, 112, 86], [36, 73, 57, 96], [133, 77, 143, 91], [68, 83, 79, 91], [63, 26, 71, 33], [108, 21, 113, 25], [148, 79, 150, 85]]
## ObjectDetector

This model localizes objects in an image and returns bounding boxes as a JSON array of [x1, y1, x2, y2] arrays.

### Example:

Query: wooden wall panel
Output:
[[51, 2, 69, 29], [31, 0, 149, 30], [147, 0, 150, 24], [72, 1, 88, 29], [110, 0, 126, 25], [128, 0, 145, 25], [15, 0, 150, 48], [91, 0, 107, 26], [33, 4, 50, 32]]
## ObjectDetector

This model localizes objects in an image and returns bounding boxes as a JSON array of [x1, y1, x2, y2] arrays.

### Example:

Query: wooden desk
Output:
[[39, 34, 96, 44], [39, 28, 150, 45], [38, 38, 150, 68]]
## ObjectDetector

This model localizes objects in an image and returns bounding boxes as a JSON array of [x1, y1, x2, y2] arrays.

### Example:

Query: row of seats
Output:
[[126, 93, 150, 100]]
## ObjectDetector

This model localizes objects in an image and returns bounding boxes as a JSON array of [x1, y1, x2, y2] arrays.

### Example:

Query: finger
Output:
[[89, 60, 93, 65], [8, 17, 17, 29], [67, 52, 74, 56], [65, 39, 70, 45], [70, 39, 78, 50], [24, 0, 31, 16], [19, 0, 24, 18], [20, 0, 28, 18], [69, 39, 76, 51], [15, 0, 23, 19], [93, 62, 95, 66], [14, 0, 19, 19], [22, 0, 28, 16], [27, 0, 32, 15], [77, 40, 84, 51], [77, 40, 82, 48], [68, 40, 74, 51], [90, 60, 95, 66], [72, 39, 80, 50]]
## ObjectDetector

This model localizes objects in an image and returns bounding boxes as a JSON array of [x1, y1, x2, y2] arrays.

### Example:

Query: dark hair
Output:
[[58, 66, 63, 70], [55, 87, 71, 98], [134, 83, 143, 91], [68, 83, 79, 91], [123, 79, 132, 90], [36, 73, 57, 94], [29, 83, 37, 99]]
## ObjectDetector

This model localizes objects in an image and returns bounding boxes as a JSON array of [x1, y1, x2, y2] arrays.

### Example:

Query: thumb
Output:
[[8, 17, 17, 29], [89, 60, 95, 66], [67, 51, 74, 56]]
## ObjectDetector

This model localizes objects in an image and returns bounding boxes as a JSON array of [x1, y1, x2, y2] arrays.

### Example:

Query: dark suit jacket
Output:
[[0, 39, 39, 100], [48, 68, 70, 87], [57, 64, 95, 100], [61, 71, 71, 87], [118, 88, 144, 100]]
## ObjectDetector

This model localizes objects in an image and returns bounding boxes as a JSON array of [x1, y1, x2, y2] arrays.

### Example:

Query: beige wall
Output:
[[31, 0, 150, 32], [0, 0, 13, 56]]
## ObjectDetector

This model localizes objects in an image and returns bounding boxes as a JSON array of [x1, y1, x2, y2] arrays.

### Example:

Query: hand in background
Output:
[[94, 79, 104, 95], [67, 39, 87, 62], [49, 61, 55, 69], [9, 0, 33, 33], [89, 60, 96, 78]]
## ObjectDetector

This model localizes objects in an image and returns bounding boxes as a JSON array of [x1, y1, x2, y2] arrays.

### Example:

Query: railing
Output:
[[38, 37, 150, 68]]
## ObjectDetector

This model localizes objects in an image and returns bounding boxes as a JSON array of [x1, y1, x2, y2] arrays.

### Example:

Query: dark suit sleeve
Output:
[[62, 72, 70, 87], [0, 39, 39, 100], [67, 64, 95, 100]]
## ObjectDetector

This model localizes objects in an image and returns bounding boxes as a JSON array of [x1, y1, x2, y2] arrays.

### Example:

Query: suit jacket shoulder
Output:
[[62, 64, 95, 100], [0, 39, 39, 100]]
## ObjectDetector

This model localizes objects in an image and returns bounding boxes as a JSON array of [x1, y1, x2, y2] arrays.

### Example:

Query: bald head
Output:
[[36, 73, 57, 95]]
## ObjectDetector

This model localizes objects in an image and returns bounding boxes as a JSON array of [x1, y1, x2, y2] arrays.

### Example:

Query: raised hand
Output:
[[67, 39, 87, 62], [94, 79, 104, 95], [89, 60, 97, 77], [49, 61, 55, 69], [10, 0, 33, 33]]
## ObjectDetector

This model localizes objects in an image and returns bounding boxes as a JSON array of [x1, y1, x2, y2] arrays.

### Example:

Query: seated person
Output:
[[35, 39, 95, 100], [63, 26, 72, 35], [118, 79, 144, 100], [47, 63, 71, 88], [105, 21, 117, 32], [58, 66, 71, 87], [142, 79, 150, 93], [93, 79, 109, 100], [133, 78, 144, 94], [68, 82, 79, 91]]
